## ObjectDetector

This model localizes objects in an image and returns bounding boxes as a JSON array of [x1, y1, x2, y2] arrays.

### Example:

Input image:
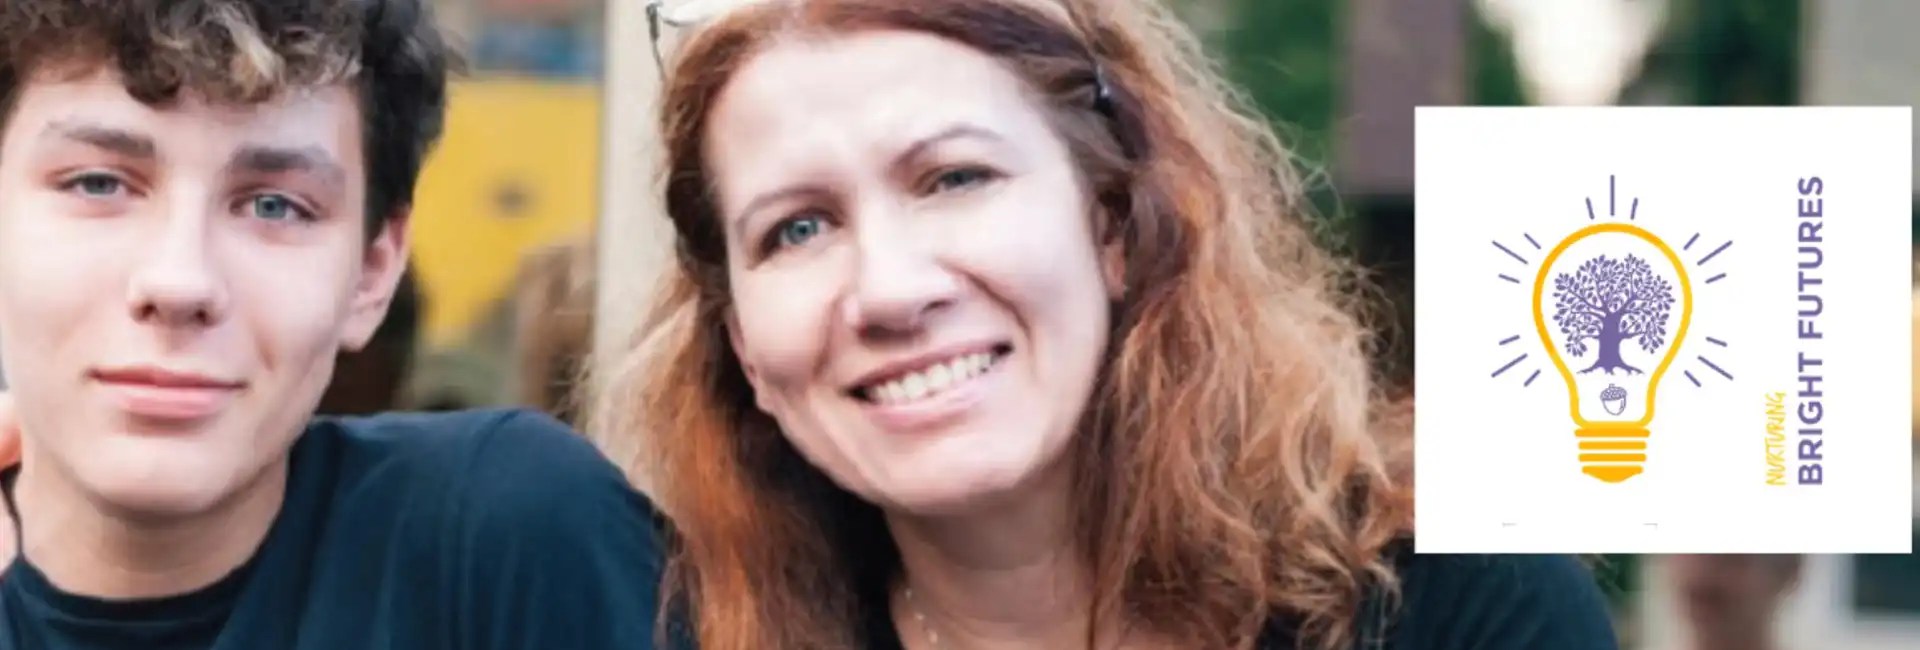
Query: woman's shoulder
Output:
[[1379, 550, 1622, 649]]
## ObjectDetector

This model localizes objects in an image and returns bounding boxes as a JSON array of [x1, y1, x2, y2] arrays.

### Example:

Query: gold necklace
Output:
[[902, 587, 947, 649], [902, 586, 1135, 650]]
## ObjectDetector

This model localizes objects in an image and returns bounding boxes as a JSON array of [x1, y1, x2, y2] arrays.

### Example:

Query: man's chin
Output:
[[69, 452, 248, 523], [85, 479, 237, 524]]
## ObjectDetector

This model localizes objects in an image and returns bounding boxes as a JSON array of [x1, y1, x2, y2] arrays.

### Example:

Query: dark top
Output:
[[0, 409, 663, 650], [865, 550, 1620, 650]]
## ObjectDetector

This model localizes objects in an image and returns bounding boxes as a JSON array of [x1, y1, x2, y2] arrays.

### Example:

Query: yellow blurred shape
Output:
[[411, 79, 601, 348]]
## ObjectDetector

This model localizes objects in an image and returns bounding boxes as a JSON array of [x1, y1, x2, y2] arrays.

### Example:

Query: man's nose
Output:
[[126, 212, 229, 328]]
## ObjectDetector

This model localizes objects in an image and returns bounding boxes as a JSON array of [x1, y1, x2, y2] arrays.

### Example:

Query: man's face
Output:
[[0, 67, 407, 517]]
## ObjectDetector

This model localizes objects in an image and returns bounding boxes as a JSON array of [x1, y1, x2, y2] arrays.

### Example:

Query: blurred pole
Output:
[[591, 0, 673, 489], [1338, 0, 1467, 196]]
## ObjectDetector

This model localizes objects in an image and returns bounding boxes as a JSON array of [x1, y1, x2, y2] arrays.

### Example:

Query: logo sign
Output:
[[1415, 107, 1913, 554]]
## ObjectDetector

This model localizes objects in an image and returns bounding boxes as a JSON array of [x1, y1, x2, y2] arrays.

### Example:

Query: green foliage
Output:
[[1202, 0, 1527, 252], [1673, 0, 1802, 105], [1592, 554, 1641, 609], [1469, 6, 1527, 106], [1213, 0, 1340, 164], [1206, 0, 1350, 250]]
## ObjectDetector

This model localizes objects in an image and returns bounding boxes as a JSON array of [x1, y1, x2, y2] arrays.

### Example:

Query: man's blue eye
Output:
[[249, 195, 300, 221], [71, 175, 124, 197]]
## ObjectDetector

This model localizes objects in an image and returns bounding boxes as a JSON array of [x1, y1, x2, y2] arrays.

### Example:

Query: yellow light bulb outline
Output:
[[1532, 222, 1694, 430]]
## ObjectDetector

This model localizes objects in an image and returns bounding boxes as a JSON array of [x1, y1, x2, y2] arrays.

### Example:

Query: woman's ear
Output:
[[1090, 201, 1127, 300], [725, 311, 773, 413], [1101, 241, 1126, 300]]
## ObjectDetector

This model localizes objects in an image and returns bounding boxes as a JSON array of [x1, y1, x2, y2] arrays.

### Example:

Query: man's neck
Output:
[[11, 459, 287, 600], [886, 467, 1128, 649]]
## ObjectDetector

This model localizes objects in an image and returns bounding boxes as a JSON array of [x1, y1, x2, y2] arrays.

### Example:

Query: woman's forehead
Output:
[[654, 0, 1076, 38], [704, 32, 1046, 180]]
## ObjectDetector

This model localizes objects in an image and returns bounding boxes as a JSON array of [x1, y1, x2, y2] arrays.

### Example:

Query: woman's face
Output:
[[705, 30, 1120, 515]]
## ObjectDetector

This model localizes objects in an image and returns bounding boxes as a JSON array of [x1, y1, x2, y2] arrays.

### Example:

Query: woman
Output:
[[594, 0, 1618, 649]]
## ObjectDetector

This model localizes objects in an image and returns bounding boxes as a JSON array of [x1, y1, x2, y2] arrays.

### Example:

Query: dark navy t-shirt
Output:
[[0, 409, 664, 650], [865, 551, 1621, 650]]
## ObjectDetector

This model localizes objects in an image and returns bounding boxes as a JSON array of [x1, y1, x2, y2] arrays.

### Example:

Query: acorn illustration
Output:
[[1601, 384, 1628, 416]]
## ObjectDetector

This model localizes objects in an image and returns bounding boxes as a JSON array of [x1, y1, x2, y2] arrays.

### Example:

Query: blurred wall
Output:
[[1801, 0, 1920, 189], [588, 0, 677, 489]]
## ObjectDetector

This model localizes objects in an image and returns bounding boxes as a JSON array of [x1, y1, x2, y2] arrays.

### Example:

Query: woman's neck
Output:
[[12, 457, 286, 599], [885, 468, 1128, 649], [1692, 624, 1781, 650]]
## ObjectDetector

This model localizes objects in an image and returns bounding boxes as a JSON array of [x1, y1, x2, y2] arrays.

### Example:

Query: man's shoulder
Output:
[[307, 408, 601, 482], [307, 407, 572, 457], [300, 408, 663, 533], [285, 413, 666, 646]]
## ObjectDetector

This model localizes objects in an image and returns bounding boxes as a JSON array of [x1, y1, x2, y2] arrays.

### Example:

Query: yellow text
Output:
[[1765, 392, 1787, 485]]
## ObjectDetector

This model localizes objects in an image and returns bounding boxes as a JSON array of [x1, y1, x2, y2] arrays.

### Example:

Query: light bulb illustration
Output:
[[1532, 222, 1693, 483]]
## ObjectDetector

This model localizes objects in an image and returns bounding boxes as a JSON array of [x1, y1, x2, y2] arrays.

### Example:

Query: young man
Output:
[[0, 1, 661, 648]]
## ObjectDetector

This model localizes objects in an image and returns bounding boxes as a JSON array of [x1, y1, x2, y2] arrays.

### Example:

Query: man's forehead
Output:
[[9, 68, 360, 149], [0, 78, 363, 199]]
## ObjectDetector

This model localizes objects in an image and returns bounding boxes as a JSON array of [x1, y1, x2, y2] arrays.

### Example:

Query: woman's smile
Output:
[[850, 344, 1014, 433]]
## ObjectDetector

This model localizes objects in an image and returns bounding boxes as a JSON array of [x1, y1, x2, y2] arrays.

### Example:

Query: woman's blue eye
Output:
[[931, 167, 993, 193], [776, 215, 824, 249], [248, 195, 302, 221]]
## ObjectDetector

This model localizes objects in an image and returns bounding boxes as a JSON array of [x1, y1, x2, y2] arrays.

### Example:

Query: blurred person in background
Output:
[[316, 264, 423, 415], [0, 0, 658, 647], [1665, 554, 1801, 650], [598, 0, 1617, 648], [512, 236, 596, 426]]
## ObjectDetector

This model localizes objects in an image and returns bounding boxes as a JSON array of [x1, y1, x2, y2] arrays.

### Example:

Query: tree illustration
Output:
[[1551, 254, 1676, 375]]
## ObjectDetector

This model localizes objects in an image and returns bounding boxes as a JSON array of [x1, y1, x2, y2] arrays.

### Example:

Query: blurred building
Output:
[[405, 0, 605, 410]]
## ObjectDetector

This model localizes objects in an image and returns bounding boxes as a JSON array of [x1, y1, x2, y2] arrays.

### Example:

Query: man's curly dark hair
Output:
[[0, 0, 461, 232]]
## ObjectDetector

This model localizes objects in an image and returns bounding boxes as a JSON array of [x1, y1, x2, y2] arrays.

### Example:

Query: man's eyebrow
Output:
[[40, 121, 156, 159], [229, 145, 347, 188]]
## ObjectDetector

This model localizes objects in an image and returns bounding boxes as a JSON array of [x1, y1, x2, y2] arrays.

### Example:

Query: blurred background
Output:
[[319, 0, 1915, 648]]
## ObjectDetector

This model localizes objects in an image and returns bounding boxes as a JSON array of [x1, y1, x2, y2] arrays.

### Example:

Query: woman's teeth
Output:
[[868, 352, 999, 405]]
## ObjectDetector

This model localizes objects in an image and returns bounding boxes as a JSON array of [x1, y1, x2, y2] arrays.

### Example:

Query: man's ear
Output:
[[725, 310, 775, 414], [339, 211, 412, 352]]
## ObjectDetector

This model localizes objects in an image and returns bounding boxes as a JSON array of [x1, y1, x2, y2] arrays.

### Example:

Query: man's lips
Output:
[[90, 366, 245, 423], [90, 366, 244, 389]]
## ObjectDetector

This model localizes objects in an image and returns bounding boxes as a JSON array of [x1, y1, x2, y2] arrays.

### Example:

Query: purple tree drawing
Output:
[[1550, 253, 1676, 375]]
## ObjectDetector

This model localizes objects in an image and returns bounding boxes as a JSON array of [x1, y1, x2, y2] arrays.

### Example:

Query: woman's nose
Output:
[[842, 222, 960, 337]]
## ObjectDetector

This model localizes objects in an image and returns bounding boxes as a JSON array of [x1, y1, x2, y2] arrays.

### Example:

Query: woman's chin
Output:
[[877, 484, 1015, 518], [866, 461, 1061, 519]]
